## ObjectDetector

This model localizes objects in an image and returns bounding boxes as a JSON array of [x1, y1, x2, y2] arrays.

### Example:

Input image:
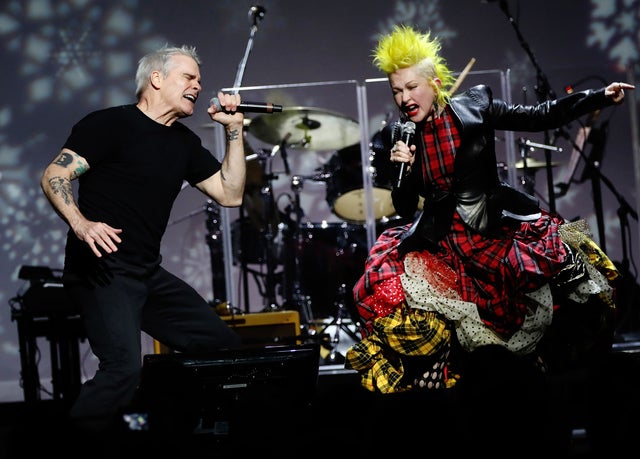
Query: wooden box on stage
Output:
[[222, 310, 301, 344], [154, 310, 301, 353]]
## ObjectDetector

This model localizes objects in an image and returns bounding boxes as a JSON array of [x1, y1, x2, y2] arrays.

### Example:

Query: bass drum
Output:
[[284, 218, 413, 320], [289, 222, 369, 319], [325, 142, 396, 223]]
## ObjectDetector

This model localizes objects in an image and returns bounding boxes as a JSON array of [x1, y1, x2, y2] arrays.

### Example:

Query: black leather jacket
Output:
[[391, 84, 612, 249]]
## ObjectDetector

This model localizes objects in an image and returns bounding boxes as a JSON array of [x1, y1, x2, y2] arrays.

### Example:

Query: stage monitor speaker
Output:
[[136, 342, 320, 453]]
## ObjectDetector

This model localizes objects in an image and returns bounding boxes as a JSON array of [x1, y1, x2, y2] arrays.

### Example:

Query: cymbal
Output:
[[514, 159, 560, 169], [248, 107, 360, 151]]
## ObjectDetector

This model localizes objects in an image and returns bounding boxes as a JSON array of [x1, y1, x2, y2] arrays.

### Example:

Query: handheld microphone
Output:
[[390, 120, 403, 144], [210, 97, 283, 114], [396, 121, 416, 188]]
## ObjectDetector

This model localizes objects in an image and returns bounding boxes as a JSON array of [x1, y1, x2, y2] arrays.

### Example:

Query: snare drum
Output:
[[325, 144, 396, 222]]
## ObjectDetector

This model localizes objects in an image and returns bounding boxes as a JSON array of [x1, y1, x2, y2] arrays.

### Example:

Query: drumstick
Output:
[[450, 57, 476, 95]]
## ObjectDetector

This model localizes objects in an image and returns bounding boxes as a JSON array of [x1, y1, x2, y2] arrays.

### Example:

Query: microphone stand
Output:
[[495, 0, 559, 212], [210, 5, 266, 313], [231, 6, 265, 91]]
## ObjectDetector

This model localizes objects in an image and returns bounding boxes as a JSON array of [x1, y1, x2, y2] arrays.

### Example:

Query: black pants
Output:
[[64, 265, 242, 429]]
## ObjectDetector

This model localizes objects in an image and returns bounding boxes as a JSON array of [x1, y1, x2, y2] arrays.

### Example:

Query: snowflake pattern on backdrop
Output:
[[0, 0, 637, 313], [588, 0, 640, 103], [0, 0, 167, 323]]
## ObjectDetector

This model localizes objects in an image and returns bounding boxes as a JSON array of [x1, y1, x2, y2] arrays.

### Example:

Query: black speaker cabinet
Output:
[[136, 343, 320, 453]]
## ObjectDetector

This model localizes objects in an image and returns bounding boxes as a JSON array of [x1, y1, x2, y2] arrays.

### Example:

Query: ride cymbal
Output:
[[248, 107, 361, 151]]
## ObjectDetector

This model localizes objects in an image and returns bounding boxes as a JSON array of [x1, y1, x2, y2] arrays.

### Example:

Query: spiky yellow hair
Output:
[[373, 25, 454, 106]]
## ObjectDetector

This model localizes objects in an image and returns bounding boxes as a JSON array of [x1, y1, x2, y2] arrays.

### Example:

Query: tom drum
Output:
[[325, 143, 396, 223]]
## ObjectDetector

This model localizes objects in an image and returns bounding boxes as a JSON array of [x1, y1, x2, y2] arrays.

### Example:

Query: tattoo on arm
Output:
[[227, 128, 239, 141], [54, 152, 88, 179], [53, 152, 73, 167], [48, 176, 76, 206], [220, 129, 241, 182]]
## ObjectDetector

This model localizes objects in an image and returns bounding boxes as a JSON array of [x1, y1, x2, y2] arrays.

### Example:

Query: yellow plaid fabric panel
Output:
[[345, 304, 453, 393]]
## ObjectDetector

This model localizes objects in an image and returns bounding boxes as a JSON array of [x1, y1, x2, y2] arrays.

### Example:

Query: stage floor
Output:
[[2, 338, 639, 459]]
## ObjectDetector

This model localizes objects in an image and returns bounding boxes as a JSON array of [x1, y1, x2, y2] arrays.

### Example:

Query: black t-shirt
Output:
[[62, 104, 220, 274]]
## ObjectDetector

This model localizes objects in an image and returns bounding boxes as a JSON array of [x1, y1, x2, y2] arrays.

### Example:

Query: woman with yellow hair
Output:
[[346, 24, 633, 398], [344, 24, 635, 455]]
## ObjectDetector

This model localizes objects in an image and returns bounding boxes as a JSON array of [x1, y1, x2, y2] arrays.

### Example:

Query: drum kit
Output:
[[206, 106, 405, 355], [498, 138, 562, 197], [207, 106, 563, 360]]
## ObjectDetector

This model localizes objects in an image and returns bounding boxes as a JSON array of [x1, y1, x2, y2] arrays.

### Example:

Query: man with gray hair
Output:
[[41, 44, 245, 441]]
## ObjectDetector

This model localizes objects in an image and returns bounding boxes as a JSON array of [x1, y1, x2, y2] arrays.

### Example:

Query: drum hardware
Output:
[[279, 186, 410, 345], [522, 138, 562, 197], [280, 175, 364, 330], [282, 174, 316, 328], [203, 135, 271, 311], [279, 132, 292, 175], [325, 139, 396, 223], [497, 159, 560, 175], [497, 138, 563, 196], [164, 199, 234, 311], [249, 145, 287, 312], [282, 220, 369, 339], [514, 158, 560, 169], [248, 106, 361, 151], [288, 220, 369, 322], [205, 200, 228, 308], [318, 283, 363, 365], [302, 167, 333, 183]]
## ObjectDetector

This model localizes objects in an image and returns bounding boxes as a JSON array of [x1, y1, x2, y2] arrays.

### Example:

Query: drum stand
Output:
[[319, 283, 362, 364], [284, 175, 315, 329], [261, 149, 286, 311], [240, 147, 285, 312]]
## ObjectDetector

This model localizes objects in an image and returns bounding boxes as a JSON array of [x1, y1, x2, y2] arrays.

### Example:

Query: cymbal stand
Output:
[[205, 200, 227, 308], [518, 137, 563, 198], [286, 175, 315, 330], [517, 138, 535, 196], [255, 147, 282, 312]]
